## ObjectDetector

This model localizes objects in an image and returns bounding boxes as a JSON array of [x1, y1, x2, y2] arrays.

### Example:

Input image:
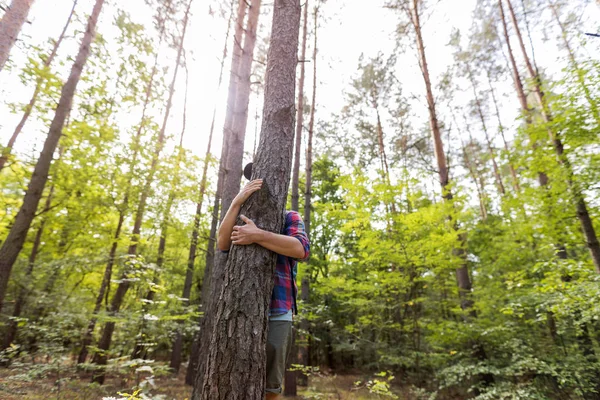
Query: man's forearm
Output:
[[217, 201, 241, 251], [255, 230, 306, 260]]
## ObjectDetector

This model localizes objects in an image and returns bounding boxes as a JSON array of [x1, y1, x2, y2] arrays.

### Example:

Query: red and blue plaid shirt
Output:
[[271, 211, 310, 315]]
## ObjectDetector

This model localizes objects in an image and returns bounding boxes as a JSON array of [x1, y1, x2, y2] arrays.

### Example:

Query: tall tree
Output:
[[290, 0, 309, 212], [91, 0, 190, 384], [505, 0, 600, 273], [0, 0, 105, 312], [0, 0, 35, 71], [192, 0, 301, 398], [298, 2, 319, 388], [0, 0, 77, 173]]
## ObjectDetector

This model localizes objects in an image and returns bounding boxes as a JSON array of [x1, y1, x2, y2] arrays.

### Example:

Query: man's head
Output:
[[244, 162, 253, 180]]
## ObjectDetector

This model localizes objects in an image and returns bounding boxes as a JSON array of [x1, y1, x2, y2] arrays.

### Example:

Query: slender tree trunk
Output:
[[1, 185, 54, 351], [505, 0, 600, 273], [466, 64, 505, 195], [549, 3, 600, 125], [193, 1, 301, 398], [91, 0, 188, 384], [485, 69, 520, 192], [0, 0, 76, 173], [0, 0, 35, 71], [290, 0, 309, 212], [298, 7, 318, 387], [0, 0, 104, 312]]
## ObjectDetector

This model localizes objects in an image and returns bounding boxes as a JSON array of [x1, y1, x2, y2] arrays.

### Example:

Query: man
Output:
[[217, 163, 310, 399]]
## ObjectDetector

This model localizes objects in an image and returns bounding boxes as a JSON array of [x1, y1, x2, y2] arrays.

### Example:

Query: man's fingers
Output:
[[240, 215, 253, 225], [233, 226, 239, 231]]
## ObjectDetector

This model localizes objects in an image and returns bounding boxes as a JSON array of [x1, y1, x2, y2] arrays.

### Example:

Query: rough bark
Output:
[[290, 0, 309, 212], [0, 0, 76, 173], [192, 1, 301, 398], [91, 0, 187, 384], [0, 0, 35, 71], [0, 0, 104, 312], [505, 0, 600, 273]]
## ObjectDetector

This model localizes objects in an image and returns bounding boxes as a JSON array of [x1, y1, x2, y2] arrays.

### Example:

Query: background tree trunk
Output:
[[290, 0, 309, 212], [0, 0, 36, 71], [0, 0, 76, 173], [0, 0, 104, 312], [193, 0, 301, 398]]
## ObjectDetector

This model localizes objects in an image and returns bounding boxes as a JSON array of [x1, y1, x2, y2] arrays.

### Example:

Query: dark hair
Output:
[[243, 162, 253, 180]]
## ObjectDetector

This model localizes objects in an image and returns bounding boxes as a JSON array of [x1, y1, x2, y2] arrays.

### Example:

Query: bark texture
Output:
[[0, 0, 76, 173], [0, 0, 35, 71], [0, 0, 104, 312], [192, 1, 301, 398]]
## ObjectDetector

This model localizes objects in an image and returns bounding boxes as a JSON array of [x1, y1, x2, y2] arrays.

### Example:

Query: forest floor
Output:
[[0, 365, 419, 399]]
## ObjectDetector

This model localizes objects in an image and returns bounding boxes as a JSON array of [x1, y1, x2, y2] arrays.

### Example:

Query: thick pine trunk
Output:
[[0, 0, 76, 173], [290, 0, 309, 212], [505, 0, 600, 273], [91, 0, 188, 384], [0, 0, 104, 312], [192, 1, 301, 398], [0, 0, 35, 71]]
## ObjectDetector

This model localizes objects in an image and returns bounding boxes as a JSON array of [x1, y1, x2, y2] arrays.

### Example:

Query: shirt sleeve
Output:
[[284, 211, 310, 261]]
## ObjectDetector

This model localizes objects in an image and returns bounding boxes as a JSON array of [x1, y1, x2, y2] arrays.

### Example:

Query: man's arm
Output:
[[231, 214, 309, 260], [217, 179, 263, 252]]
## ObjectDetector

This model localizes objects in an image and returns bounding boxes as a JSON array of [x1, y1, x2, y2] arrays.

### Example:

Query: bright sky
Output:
[[1, 0, 599, 203]]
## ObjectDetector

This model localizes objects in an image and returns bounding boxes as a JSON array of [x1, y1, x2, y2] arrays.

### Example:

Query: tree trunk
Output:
[[0, 0, 35, 71], [290, 0, 309, 212], [221, 0, 261, 217], [466, 63, 505, 195], [1, 185, 54, 351], [505, 0, 600, 273], [192, 1, 301, 398], [0, 0, 104, 312], [297, 7, 318, 386], [91, 0, 188, 384], [485, 69, 520, 192], [549, 3, 600, 125], [0, 0, 76, 173]]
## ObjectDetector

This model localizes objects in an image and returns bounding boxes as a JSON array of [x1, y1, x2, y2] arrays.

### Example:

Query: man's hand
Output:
[[233, 179, 263, 207], [231, 215, 264, 245]]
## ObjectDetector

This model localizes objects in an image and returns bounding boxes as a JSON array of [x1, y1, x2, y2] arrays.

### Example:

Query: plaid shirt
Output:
[[271, 211, 310, 315]]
